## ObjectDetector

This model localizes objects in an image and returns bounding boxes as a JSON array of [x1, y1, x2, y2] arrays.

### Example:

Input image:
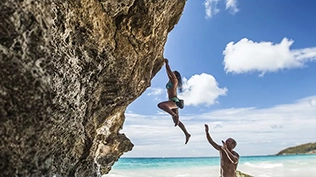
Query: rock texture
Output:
[[0, 0, 186, 176]]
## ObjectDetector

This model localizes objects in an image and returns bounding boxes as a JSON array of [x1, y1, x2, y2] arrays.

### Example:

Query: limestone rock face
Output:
[[0, 0, 186, 176]]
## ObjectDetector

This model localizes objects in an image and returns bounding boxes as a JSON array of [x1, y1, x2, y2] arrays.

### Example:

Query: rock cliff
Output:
[[0, 0, 186, 176]]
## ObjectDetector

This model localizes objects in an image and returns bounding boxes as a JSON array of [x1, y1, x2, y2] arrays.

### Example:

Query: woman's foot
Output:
[[185, 134, 191, 144], [172, 114, 179, 126]]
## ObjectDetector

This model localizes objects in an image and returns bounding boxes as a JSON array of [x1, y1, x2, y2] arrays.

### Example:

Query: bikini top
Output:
[[166, 81, 173, 89]]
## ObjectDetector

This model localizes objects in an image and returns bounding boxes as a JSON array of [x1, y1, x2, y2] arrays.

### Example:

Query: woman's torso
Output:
[[166, 81, 178, 99]]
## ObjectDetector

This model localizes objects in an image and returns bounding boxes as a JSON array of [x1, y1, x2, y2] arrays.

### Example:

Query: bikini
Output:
[[166, 81, 173, 89], [166, 81, 180, 103]]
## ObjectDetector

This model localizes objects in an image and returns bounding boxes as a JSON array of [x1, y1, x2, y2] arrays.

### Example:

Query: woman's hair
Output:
[[173, 70, 183, 93]]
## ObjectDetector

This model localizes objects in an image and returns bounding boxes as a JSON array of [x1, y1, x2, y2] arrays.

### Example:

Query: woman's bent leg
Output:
[[171, 109, 191, 144], [158, 101, 179, 126]]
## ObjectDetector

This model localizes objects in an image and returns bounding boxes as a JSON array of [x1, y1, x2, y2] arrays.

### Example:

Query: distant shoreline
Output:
[[120, 154, 316, 159], [276, 142, 316, 155], [276, 151, 316, 156]]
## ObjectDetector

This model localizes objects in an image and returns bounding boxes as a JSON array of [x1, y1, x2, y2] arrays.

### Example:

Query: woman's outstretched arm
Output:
[[164, 59, 177, 83]]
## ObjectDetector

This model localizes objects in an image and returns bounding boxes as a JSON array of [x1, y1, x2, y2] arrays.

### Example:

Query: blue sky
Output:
[[121, 0, 316, 157]]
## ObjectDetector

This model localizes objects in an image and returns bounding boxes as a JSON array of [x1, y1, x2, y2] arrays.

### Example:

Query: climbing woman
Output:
[[157, 58, 191, 144]]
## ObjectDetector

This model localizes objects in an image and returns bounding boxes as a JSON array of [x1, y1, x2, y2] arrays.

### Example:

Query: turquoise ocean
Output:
[[104, 154, 316, 177]]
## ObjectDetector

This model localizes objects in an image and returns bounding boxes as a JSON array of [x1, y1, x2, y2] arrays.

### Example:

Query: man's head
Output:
[[226, 138, 237, 150]]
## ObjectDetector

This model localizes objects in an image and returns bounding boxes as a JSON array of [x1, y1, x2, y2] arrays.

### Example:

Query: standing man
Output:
[[204, 124, 239, 177]]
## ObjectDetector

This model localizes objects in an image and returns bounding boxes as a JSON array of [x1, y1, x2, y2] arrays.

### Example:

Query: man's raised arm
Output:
[[205, 124, 221, 151]]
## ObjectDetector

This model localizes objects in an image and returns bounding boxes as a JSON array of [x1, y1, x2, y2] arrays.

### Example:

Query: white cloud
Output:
[[121, 95, 316, 157], [204, 0, 239, 18], [223, 38, 316, 75], [225, 0, 239, 14], [309, 98, 316, 106], [147, 87, 163, 96], [178, 73, 227, 106], [204, 0, 220, 19]]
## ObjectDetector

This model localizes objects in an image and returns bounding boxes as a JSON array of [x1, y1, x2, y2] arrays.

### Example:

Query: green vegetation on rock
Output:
[[277, 142, 316, 155], [236, 170, 254, 177]]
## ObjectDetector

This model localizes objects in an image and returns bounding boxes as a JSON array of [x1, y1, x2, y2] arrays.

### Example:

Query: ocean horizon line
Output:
[[120, 153, 316, 159]]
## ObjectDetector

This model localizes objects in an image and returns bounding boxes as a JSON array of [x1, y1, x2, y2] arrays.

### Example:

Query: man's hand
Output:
[[164, 58, 169, 64], [204, 124, 209, 133], [221, 140, 239, 164], [221, 140, 227, 150]]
